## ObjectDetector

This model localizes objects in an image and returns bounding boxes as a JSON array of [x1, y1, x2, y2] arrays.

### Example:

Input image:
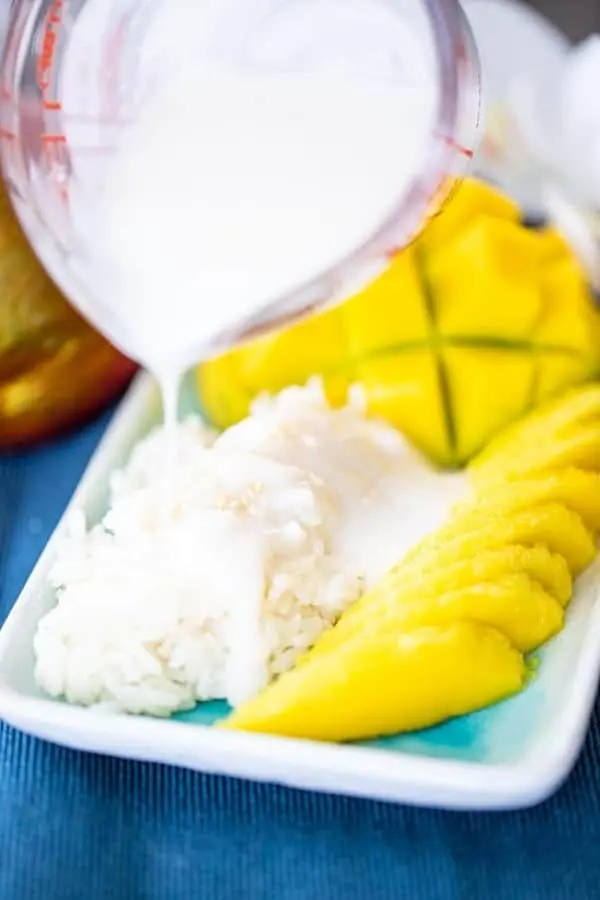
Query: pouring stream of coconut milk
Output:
[[63, 0, 448, 499]]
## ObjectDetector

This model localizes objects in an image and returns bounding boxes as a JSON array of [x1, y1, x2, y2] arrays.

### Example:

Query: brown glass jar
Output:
[[0, 177, 137, 449]]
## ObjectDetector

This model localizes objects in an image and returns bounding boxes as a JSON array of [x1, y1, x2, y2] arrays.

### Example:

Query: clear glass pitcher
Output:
[[0, 0, 481, 368]]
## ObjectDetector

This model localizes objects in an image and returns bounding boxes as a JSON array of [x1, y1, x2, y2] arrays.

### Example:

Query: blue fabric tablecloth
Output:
[[2, 410, 600, 900]]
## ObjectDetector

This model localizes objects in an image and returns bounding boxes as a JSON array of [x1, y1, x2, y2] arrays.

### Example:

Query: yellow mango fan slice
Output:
[[470, 384, 600, 480], [338, 545, 571, 636], [460, 468, 600, 532], [222, 623, 526, 742], [325, 545, 572, 643], [390, 544, 572, 607], [474, 424, 600, 487], [301, 573, 563, 661], [403, 503, 595, 576]]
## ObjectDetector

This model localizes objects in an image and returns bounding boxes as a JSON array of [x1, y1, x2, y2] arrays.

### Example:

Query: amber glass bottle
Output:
[[0, 178, 137, 449]]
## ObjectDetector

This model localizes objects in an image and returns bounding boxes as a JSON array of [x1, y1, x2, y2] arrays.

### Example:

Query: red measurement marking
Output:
[[0, 86, 12, 104], [42, 132, 67, 167], [42, 133, 67, 145], [35, 1, 70, 205], [434, 131, 474, 159], [37, 0, 64, 111], [0, 127, 16, 141]]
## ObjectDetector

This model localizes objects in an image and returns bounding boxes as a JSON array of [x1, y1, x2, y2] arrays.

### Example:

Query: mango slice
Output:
[[308, 549, 570, 659], [391, 543, 571, 606], [198, 350, 252, 428], [428, 217, 543, 339], [345, 545, 572, 626], [535, 257, 600, 402], [356, 351, 451, 465], [461, 468, 600, 532], [342, 246, 430, 352], [403, 503, 595, 576], [442, 347, 535, 464], [475, 425, 600, 486], [306, 543, 571, 663], [222, 623, 526, 742], [421, 179, 520, 255], [471, 384, 600, 477], [236, 306, 348, 406], [303, 573, 563, 660], [536, 356, 597, 408]]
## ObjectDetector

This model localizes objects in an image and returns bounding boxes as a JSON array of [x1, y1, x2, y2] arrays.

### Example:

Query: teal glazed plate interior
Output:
[[0, 373, 599, 811]]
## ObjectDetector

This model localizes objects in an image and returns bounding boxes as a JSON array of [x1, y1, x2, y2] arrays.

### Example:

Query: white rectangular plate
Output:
[[1, 373, 599, 810]]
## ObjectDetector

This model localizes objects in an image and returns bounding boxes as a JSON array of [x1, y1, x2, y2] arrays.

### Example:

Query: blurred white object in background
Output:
[[554, 36, 600, 207], [463, 0, 600, 290], [462, 0, 569, 215]]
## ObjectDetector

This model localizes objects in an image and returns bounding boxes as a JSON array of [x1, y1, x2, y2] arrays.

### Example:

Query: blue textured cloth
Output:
[[2, 411, 600, 900]]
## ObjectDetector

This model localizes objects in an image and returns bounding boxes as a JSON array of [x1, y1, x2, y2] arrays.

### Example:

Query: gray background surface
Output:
[[525, 0, 600, 40]]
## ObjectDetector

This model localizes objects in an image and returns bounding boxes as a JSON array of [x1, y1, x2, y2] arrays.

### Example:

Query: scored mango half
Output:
[[197, 179, 600, 468]]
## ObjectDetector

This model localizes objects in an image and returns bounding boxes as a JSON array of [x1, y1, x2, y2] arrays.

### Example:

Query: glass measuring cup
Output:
[[0, 0, 481, 373]]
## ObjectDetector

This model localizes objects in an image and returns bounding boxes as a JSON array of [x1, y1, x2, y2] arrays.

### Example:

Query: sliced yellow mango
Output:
[[341, 246, 430, 353], [311, 547, 571, 657], [427, 217, 543, 339], [387, 543, 571, 606], [423, 576, 561, 652], [305, 573, 563, 660], [536, 356, 597, 407], [470, 384, 600, 476], [537, 226, 575, 261], [403, 503, 595, 576], [196, 305, 348, 427], [535, 257, 600, 402], [236, 306, 348, 402], [442, 347, 535, 464], [462, 468, 600, 532], [475, 424, 600, 486], [421, 178, 520, 255], [357, 351, 452, 465], [222, 623, 526, 742], [196, 350, 252, 430], [537, 257, 600, 358]]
